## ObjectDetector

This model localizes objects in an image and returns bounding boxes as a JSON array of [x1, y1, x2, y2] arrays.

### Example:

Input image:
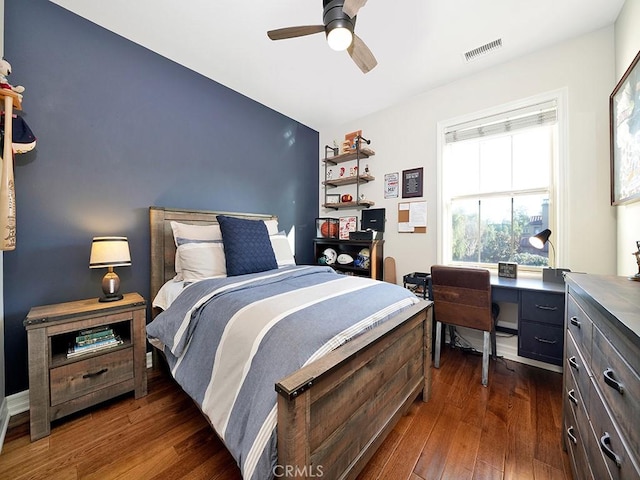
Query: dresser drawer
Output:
[[521, 291, 564, 326], [592, 324, 640, 458], [50, 347, 134, 406], [566, 331, 591, 406], [589, 384, 640, 480], [564, 392, 595, 480], [519, 320, 563, 365], [566, 293, 593, 364]]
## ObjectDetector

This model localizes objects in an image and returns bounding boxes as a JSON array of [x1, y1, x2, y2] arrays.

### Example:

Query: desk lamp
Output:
[[89, 236, 131, 302], [529, 229, 569, 283]]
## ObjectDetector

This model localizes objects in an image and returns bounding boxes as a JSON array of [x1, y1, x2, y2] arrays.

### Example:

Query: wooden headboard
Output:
[[149, 206, 277, 314]]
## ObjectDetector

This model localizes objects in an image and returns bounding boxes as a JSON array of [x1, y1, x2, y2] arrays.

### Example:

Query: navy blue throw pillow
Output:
[[217, 215, 278, 276]]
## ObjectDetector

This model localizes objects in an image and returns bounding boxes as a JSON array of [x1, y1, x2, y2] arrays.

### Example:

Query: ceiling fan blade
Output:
[[348, 34, 377, 73], [343, 0, 368, 18], [267, 25, 325, 41]]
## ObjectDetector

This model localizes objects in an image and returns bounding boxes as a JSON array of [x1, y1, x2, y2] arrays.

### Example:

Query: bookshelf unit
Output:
[[313, 238, 384, 280], [24, 293, 147, 441], [322, 137, 376, 210]]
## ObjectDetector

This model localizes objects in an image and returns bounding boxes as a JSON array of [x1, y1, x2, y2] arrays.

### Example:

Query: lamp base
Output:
[[542, 267, 571, 284], [98, 294, 124, 303]]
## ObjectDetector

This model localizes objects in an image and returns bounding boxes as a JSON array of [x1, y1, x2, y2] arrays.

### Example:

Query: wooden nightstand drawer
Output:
[[50, 347, 134, 406]]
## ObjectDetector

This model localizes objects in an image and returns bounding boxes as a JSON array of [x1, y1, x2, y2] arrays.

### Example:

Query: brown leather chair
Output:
[[430, 265, 498, 386]]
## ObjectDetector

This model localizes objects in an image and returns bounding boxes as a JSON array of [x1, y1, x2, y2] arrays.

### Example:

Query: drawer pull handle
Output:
[[535, 336, 557, 345], [535, 304, 558, 311], [603, 368, 624, 394], [570, 316, 581, 328], [600, 432, 622, 468], [83, 368, 108, 379], [567, 389, 578, 406], [567, 426, 577, 445], [568, 356, 579, 370]]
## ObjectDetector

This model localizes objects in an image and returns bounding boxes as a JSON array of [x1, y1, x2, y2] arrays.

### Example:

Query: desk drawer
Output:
[[519, 320, 563, 365], [521, 290, 564, 326], [50, 347, 134, 406]]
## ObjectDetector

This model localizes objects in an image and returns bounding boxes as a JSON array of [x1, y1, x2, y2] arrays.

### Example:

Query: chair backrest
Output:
[[430, 265, 493, 332]]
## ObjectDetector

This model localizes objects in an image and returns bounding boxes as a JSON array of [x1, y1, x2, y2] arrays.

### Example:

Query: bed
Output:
[[147, 206, 433, 480]]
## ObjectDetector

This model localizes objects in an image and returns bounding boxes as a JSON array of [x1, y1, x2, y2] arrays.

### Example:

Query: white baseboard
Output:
[[0, 397, 9, 454]]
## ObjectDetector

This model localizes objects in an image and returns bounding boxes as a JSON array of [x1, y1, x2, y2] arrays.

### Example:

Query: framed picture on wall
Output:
[[402, 168, 423, 198], [610, 48, 640, 205]]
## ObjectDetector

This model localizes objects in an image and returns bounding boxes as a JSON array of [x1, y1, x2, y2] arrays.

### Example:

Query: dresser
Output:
[[563, 274, 640, 480]]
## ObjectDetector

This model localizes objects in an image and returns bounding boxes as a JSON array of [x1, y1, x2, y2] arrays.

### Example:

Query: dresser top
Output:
[[565, 273, 640, 340]]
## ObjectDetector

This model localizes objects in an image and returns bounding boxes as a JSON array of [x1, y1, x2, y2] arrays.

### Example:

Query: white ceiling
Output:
[[50, 0, 625, 131]]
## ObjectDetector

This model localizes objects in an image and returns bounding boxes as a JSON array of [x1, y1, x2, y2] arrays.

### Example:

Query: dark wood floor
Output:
[[1, 347, 573, 480]]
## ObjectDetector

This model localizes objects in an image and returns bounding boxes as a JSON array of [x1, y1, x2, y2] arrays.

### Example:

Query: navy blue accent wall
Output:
[[3, 0, 319, 395]]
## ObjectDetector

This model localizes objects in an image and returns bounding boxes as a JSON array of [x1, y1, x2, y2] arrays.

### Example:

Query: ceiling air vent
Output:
[[464, 38, 503, 63]]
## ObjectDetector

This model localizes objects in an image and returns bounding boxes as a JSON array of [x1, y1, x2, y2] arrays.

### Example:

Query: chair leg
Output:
[[434, 321, 442, 368], [482, 331, 490, 386], [491, 328, 497, 360]]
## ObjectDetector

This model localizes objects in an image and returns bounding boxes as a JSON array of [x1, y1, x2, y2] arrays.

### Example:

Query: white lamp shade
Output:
[[89, 236, 131, 268]]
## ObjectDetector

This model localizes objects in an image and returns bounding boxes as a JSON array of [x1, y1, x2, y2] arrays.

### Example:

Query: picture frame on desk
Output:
[[498, 261, 518, 279], [610, 48, 640, 205], [339, 216, 358, 240], [326, 194, 340, 204]]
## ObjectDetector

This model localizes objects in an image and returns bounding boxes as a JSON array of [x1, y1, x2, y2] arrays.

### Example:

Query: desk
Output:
[[491, 276, 565, 366], [404, 272, 566, 366]]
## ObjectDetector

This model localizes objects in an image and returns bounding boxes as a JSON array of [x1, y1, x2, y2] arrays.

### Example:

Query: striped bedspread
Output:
[[146, 265, 420, 480]]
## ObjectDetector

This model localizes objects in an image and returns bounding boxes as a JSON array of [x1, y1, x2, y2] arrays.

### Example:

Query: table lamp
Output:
[[529, 229, 569, 283], [89, 236, 131, 302]]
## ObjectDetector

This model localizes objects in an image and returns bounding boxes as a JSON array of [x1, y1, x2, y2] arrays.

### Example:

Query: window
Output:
[[440, 98, 560, 269]]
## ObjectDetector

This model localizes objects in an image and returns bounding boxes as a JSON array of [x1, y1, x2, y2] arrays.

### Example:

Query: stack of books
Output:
[[67, 325, 123, 358]]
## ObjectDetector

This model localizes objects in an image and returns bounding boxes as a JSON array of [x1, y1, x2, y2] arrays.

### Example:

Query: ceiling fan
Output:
[[267, 0, 377, 74]]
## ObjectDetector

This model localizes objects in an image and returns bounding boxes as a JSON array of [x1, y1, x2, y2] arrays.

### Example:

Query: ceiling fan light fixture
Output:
[[327, 26, 353, 51]]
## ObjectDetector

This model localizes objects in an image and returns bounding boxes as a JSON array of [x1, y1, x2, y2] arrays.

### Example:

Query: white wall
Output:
[[320, 27, 617, 279], [615, 0, 640, 276]]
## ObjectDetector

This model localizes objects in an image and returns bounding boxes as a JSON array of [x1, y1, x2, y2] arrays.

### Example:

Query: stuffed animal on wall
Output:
[[0, 58, 25, 99]]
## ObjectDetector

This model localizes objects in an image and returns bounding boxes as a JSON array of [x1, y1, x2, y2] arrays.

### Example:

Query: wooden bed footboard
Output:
[[276, 301, 432, 480]]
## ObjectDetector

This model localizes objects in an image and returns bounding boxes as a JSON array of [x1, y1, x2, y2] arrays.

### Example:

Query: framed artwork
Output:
[[610, 48, 640, 205], [339, 216, 358, 240], [402, 167, 423, 198], [384, 172, 399, 198], [325, 194, 340, 204]]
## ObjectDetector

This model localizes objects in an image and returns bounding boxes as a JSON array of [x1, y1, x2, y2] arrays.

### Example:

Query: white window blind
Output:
[[444, 100, 557, 144]]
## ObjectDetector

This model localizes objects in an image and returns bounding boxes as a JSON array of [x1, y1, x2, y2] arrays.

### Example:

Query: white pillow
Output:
[[270, 234, 296, 267], [170, 221, 222, 246], [264, 219, 279, 236], [176, 242, 227, 281]]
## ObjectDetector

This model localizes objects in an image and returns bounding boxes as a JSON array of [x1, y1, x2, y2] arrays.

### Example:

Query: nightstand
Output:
[[23, 293, 147, 441]]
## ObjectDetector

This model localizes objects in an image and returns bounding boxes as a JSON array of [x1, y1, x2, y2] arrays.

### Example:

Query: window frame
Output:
[[436, 90, 568, 272]]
